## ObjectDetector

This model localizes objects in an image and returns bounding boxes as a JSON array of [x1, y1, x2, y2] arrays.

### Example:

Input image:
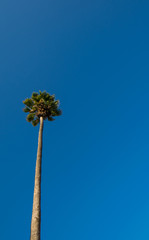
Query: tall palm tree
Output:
[[23, 90, 62, 240]]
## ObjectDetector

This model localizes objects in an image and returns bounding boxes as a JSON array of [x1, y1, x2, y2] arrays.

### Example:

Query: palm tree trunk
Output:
[[30, 117, 44, 240]]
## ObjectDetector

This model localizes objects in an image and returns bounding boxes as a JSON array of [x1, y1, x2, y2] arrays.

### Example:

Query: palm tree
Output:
[[23, 90, 62, 240]]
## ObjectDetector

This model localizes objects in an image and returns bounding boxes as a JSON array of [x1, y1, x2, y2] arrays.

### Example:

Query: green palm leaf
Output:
[[48, 116, 55, 121], [32, 118, 40, 126], [23, 106, 31, 112], [27, 113, 35, 122], [23, 98, 34, 108]]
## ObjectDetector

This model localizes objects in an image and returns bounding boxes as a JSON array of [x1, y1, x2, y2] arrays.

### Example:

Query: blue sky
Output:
[[0, 1, 149, 239]]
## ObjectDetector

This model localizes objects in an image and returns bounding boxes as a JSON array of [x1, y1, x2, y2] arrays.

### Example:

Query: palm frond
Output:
[[32, 118, 40, 126], [32, 95, 41, 102], [23, 106, 31, 113], [52, 109, 62, 116], [26, 113, 35, 122], [44, 93, 51, 101], [23, 98, 34, 108], [30, 106, 37, 113], [32, 92, 38, 97], [48, 116, 55, 121]]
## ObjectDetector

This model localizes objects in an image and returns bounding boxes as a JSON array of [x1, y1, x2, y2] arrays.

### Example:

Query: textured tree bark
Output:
[[30, 117, 44, 240]]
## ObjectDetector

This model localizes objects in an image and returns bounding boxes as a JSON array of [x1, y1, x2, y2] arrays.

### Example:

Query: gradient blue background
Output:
[[0, 1, 149, 239]]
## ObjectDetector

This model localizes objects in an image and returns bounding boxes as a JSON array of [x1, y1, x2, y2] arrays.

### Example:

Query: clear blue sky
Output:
[[0, 1, 149, 239]]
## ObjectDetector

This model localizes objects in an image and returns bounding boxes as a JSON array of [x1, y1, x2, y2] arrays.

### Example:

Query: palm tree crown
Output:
[[23, 90, 62, 126]]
